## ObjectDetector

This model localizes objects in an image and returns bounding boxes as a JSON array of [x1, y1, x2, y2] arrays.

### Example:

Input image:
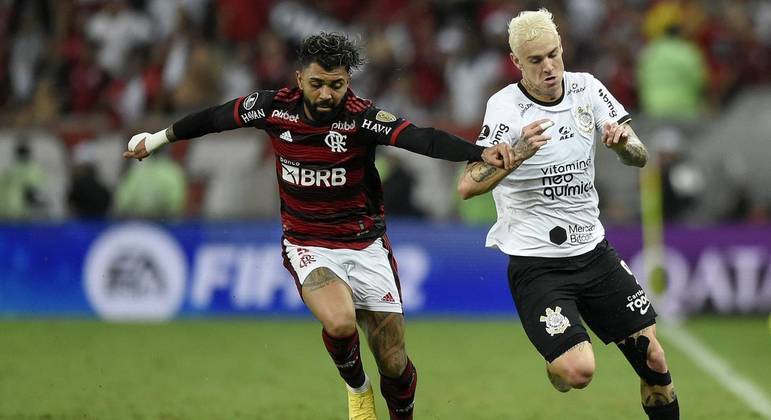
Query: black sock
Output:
[[321, 328, 366, 389], [643, 398, 679, 420], [380, 358, 417, 420]]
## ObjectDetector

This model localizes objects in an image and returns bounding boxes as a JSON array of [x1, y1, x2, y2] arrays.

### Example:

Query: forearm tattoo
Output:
[[467, 161, 501, 182], [616, 132, 648, 167], [302, 267, 339, 292]]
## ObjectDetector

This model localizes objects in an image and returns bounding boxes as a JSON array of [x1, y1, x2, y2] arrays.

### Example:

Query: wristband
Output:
[[128, 130, 170, 153]]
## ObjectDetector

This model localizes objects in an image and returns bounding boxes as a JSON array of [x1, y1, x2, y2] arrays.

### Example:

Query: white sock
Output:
[[346, 374, 371, 394]]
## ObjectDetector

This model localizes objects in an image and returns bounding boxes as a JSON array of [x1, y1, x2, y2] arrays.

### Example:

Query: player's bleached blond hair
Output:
[[508, 8, 559, 59]]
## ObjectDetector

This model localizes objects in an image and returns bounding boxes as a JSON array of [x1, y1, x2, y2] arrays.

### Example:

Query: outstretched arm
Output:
[[123, 99, 242, 160], [602, 122, 648, 167], [393, 126, 513, 169], [457, 119, 552, 199]]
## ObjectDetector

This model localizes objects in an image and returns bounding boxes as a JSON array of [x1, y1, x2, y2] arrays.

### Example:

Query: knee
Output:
[[323, 313, 357, 338], [562, 364, 594, 389], [550, 361, 595, 390], [647, 346, 668, 373]]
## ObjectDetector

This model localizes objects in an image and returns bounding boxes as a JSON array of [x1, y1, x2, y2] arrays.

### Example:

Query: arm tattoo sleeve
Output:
[[615, 130, 648, 167], [467, 161, 502, 182]]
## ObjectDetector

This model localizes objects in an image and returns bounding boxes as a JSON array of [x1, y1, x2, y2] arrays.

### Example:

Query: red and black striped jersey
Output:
[[232, 88, 413, 249]]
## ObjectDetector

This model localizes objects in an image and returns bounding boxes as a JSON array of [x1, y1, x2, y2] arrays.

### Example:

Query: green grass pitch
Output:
[[0, 316, 769, 419]]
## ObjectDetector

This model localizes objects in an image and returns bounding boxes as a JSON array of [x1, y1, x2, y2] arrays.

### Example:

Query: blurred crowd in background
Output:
[[0, 0, 769, 225]]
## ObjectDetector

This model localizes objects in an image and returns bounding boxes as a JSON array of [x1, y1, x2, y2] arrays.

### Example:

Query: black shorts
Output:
[[508, 240, 656, 362]]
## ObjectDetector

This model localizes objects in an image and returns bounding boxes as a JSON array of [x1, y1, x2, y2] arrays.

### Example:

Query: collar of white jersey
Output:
[[517, 77, 566, 108]]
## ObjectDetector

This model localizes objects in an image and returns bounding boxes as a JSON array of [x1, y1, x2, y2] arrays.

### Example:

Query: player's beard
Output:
[[304, 96, 343, 123]]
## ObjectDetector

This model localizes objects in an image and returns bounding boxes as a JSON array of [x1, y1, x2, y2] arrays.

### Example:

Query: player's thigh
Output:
[[508, 258, 590, 363], [345, 237, 404, 314], [579, 247, 656, 345], [282, 240, 355, 325]]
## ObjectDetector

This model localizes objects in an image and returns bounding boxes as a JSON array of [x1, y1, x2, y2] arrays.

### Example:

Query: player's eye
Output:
[[331, 82, 343, 89]]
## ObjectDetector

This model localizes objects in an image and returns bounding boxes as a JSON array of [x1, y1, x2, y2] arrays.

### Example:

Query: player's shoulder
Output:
[[485, 84, 522, 121]]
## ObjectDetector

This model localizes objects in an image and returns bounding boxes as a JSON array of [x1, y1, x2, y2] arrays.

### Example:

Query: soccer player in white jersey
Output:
[[457, 9, 679, 420]]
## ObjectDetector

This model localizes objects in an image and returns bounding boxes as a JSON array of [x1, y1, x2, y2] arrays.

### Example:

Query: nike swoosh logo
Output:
[[640, 303, 651, 315]]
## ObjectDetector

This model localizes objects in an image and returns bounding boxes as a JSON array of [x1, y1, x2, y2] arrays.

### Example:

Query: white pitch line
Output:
[[659, 324, 771, 419]]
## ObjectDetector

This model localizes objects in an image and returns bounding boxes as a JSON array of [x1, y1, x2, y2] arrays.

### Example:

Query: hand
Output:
[[602, 122, 628, 150], [481, 142, 514, 169], [513, 119, 551, 162], [123, 133, 151, 161]]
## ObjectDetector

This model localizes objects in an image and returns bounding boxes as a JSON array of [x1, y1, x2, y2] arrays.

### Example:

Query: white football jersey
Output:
[[476, 72, 630, 257]]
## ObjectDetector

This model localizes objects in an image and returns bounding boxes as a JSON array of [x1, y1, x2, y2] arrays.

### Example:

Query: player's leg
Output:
[[282, 242, 376, 419], [507, 254, 595, 393], [347, 236, 416, 420], [546, 340, 595, 391], [578, 241, 678, 419], [357, 310, 416, 420], [617, 325, 678, 419]]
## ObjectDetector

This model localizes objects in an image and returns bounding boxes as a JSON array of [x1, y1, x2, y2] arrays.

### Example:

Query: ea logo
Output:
[[84, 223, 186, 321]]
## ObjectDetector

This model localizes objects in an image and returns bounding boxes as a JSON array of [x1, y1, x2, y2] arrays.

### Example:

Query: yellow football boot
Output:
[[347, 379, 377, 420]]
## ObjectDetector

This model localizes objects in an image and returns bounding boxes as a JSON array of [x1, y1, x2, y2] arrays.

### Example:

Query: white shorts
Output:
[[282, 238, 403, 313]]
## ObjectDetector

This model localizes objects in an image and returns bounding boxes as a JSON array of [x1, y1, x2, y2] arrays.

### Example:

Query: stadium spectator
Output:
[[0, 140, 47, 219], [457, 9, 679, 419], [122, 32, 511, 420], [67, 142, 112, 219], [115, 148, 186, 219], [637, 22, 707, 120]]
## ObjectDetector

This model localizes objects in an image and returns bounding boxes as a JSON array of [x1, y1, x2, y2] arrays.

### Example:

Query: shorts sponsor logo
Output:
[[626, 290, 651, 315], [381, 292, 396, 303], [84, 223, 186, 321], [280, 157, 347, 187], [375, 110, 397, 122], [540, 158, 594, 200], [597, 89, 618, 118], [271, 109, 300, 123], [241, 109, 265, 124], [362, 119, 392, 135], [243, 92, 259, 110], [540, 306, 570, 336]]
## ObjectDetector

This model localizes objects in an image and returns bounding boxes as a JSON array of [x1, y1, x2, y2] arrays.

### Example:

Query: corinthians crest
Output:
[[573, 105, 594, 135], [540, 306, 570, 336]]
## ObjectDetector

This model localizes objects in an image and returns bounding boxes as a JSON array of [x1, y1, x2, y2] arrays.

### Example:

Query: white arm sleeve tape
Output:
[[127, 130, 170, 153]]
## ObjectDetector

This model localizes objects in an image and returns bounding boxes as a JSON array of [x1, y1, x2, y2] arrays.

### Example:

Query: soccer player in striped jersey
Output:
[[457, 8, 679, 420], [123, 32, 513, 420]]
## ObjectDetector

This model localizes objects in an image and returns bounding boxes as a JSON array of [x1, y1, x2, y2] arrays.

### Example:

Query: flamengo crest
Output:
[[540, 306, 570, 336], [325, 131, 347, 153]]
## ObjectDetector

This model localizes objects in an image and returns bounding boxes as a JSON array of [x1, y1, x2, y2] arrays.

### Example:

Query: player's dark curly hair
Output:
[[298, 32, 365, 73]]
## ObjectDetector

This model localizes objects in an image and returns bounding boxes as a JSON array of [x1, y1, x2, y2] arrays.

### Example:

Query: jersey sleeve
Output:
[[171, 90, 275, 140], [475, 98, 517, 148], [232, 90, 275, 129], [357, 106, 413, 146], [589, 76, 630, 129]]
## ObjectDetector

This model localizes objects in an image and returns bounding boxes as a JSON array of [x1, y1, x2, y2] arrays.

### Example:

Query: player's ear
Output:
[[295, 69, 302, 89], [510, 53, 522, 71]]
